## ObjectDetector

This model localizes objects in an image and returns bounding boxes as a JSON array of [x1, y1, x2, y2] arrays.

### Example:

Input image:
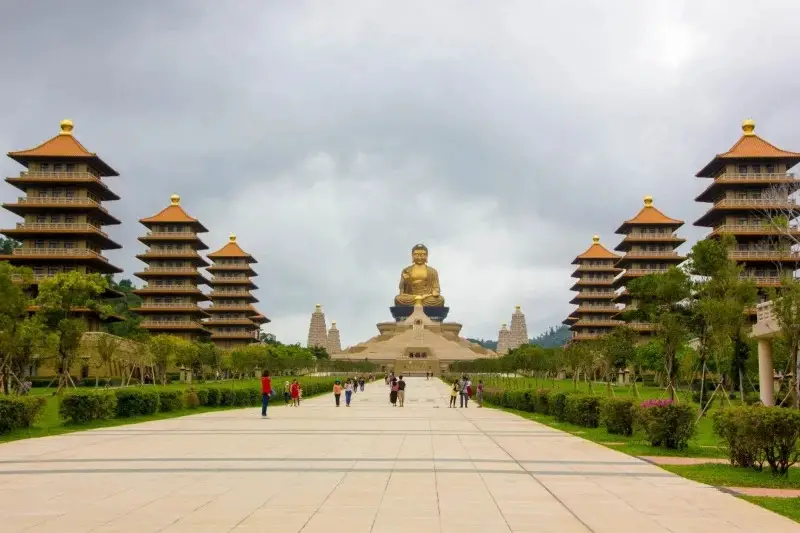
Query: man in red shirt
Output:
[[261, 370, 272, 417]]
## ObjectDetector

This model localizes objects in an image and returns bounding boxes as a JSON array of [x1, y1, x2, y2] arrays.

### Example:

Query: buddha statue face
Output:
[[411, 245, 428, 265]]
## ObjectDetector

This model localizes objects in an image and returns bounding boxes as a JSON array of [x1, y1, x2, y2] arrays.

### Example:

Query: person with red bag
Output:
[[260, 370, 272, 418]]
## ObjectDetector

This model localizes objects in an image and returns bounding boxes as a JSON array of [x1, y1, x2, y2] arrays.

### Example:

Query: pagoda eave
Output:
[[613, 238, 686, 252], [137, 236, 209, 251], [135, 253, 210, 267], [139, 220, 209, 233], [2, 203, 122, 225], [5, 177, 121, 201], [1, 227, 123, 250], [3, 254, 122, 274]]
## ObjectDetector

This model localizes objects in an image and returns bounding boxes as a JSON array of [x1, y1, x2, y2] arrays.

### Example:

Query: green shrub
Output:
[[548, 391, 569, 421], [194, 388, 210, 406], [534, 389, 551, 415], [158, 390, 184, 412], [246, 388, 261, 405], [636, 400, 695, 450], [205, 388, 221, 406], [712, 406, 765, 469], [600, 397, 635, 436], [59, 391, 117, 424], [218, 388, 235, 406], [0, 396, 46, 434], [186, 391, 200, 409], [759, 408, 800, 475], [115, 389, 160, 417], [564, 394, 601, 428]]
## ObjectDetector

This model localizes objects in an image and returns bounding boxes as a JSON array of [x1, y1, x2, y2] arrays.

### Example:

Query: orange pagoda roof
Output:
[[615, 196, 683, 233], [571, 235, 620, 264], [207, 234, 257, 262], [7, 120, 118, 176], [139, 195, 208, 232], [697, 119, 800, 177]]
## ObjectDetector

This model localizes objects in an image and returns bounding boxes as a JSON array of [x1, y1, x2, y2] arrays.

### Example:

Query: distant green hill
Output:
[[467, 324, 570, 350]]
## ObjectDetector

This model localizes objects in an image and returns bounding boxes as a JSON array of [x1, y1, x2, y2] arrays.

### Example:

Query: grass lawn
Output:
[[661, 463, 800, 489], [1, 377, 334, 444], [741, 497, 800, 523]]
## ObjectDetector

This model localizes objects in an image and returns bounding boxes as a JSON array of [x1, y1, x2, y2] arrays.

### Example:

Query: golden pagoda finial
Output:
[[229, 233, 237, 243], [59, 119, 73, 136], [592, 234, 600, 243], [502, 323, 507, 328], [170, 194, 180, 205], [331, 320, 337, 326], [315, 304, 322, 310], [644, 195, 653, 207], [515, 305, 521, 310], [742, 118, 756, 136]]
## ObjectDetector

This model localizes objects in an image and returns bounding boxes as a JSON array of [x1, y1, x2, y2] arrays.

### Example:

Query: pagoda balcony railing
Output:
[[138, 302, 200, 309], [211, 276, 249, 281], [571, 332, 606, 340], [209, 304, 253, 310], [210, 290, 251, 296], [714, 172, 798, 182], [575, 305, 619, 313], [574, 291, 615, 298], [575, 265, 618, 271], [16, 196, 104, 208], [141, 267, 198, 274], [211, 331, 258, 338], [575, 279, 614, 284], [623, 233, 680, 241], [623, 268, 668, 276], [624, 251, 680, 257], [140, 250, 201, 256], [209, 264, 250, 269], [729, 250, 800, 259], [14, 222, 107, 236], [739, 275, 782, 285], [145, 231, 198, 238], [203, 318, 256, 325], [140, 286, 200, 292], [712, 223, 800, 234], [713, 198, 799, 208], [13, 170, 110, 188], [140, 320, 203, 328], [12, 247, 105, 259], [11, 273, 54, 282], [625, 321, 655, 331], [574, 319, 623, 325]]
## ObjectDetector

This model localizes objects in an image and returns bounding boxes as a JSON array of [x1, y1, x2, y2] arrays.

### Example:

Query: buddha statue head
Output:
[[412, 243, 429, 265]]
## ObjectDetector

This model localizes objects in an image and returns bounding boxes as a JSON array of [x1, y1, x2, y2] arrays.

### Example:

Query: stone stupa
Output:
[[509, 305, 529, 349], [496, 323, 511, 355], [306, 304, 328, 349], [326, 321, 342, 354]]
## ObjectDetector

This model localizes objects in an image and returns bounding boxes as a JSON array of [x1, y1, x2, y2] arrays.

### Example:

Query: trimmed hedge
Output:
[[601, 398, 635, 436], [0, 396, 46, 434], [59, 391, 117, 424], [564, 394, 601, 428], [115, 389, 160, 417], [548, 391, 569, 421], [158, 391, 184, 412], [713, 406, 800, 475], [636, 400, 695, 450]]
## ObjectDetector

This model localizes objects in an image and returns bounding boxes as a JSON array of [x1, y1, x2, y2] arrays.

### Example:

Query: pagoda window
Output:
[[36, 215, 46, 223], [738, 165, 748, 174], [64, 215, 75, 223], [766, 164, 775, 174], [50, 215, 60, 223], [34, 240, 45, 248], [63, 241, 75, 249], [752, 165, 761, 174], [53, 164, 63, 172], [65, 164, 75, 173], [39, 164, 49, 172], [52, 188, 63, 198], [65, 188, 76, 198], [48, 240, 59, 249], [48, 267, 59, 275]]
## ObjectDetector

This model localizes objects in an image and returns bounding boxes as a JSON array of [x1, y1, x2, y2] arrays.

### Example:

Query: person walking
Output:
[[459, 375, 470, 408], [290, 379, 300, 407], [260, 370, 272, 418], [283, 381, 291, 404], [397, 375, 406, 407], [449, 380, 459, 408], [476, 380, 484, 408], [345, 379, 353, 407], [359, 376, 365, 392], [389, 377, 399, 406], [333, 380, 342, 407]]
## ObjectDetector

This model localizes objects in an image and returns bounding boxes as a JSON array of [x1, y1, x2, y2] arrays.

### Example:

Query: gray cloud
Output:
[[2, 0, 800, 345]]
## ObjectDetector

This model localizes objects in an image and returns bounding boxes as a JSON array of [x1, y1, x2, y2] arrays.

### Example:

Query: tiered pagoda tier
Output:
[[0, 120, 123, 329], [695, 119, 800, 301], [205, 234, 268, 349], [132, 195, 211, 340], [566, 235, 622, 341], [613, 196, 686, 337]]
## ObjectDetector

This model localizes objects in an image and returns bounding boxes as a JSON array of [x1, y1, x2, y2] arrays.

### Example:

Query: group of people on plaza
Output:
[[260, 371, 304, 418], [387, 373, 406, 407], [449, 375, 483, 408], [332, 376, 366, 407]]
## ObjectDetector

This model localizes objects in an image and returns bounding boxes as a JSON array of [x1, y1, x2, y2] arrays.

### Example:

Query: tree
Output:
[[563, 341, 594, 390], [768, 277, 800, 407], [174, 338, 201, 378], [147, 335, 180, 385], [625, 268, 693, 401], [0, 238, 21, 255], [105, 278, 147, 340], [599, 326, 637, 394], [34, 271, 112, 392], [196, 341, 221, 379], [309, 345, 329, 360], [258, 332, 278, 345], [0, 262, 34, 394], [88, 333, 121, 386]]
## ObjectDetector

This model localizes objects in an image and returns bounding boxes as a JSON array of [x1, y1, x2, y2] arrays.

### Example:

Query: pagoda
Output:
[[566, 235, 622, 341], [204, 234, 268, 349], [0, 119, 123, 329], [496, 323, 511, 355], [508, 305, 529, 349], [326, 321, 342, 354], [614, 196, 686, 337], [307, 305, 328, 348], [132, 195, 211, 340], [695, 119, 800, 303]]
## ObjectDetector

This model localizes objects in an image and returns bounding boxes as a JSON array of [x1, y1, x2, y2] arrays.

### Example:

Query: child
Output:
[[283, 381, 291, 404], [449, 380, 459, 408], [333, 380, 342, 407], [477, 380, 484, 408], [290, 379, 300, 407], [344, 379, 353, 407]]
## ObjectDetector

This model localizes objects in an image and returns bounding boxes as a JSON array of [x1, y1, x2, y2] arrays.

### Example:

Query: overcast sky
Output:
[[2, 1, 799, 346]]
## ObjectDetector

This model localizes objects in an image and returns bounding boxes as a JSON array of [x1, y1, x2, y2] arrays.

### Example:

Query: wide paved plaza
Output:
[[1, 378, 797, 533]]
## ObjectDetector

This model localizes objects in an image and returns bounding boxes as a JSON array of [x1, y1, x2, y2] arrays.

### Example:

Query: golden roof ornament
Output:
[[229, 233, 237, 242], [742, 118, 756, 136], [644, 195, 653, 207], [59, 119, 74, 136], [592, 234, 600, 244], [170, 194, 180, 205]]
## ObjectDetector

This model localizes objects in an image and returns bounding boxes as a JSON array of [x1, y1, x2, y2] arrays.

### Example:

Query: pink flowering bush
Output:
[[636, 399, 695, 449]]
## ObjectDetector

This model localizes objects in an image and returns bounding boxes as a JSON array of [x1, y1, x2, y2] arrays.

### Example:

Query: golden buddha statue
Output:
[[394, 244, 445, 307]]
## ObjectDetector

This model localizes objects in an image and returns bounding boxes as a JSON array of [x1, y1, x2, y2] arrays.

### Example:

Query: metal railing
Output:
[[140, 320, 203, 328], [139, 250, 200, 256], [211, 276, 249, 281], [622, 268, 668, 276], [573, 291, 616, 298], [575, 305, 619, 313], [715, 172, 798, 182], [714, 198, 799, 208], [139, 286, 200, 292], [210, 290, 252, 296], [137, 302, 201, 309], [624, 250, 680, 257], [211, 331, 258, 338], [15, 196, 104, 207], [574, 265, 618, 271], [712, 224, 800, 234], [623, 233, 680, 240], [141, 267, 198, 273], [574, 278, 615, 284], [208, 304, 252, 310], [144, 231, 198, 238], [11, 171, 111, 190], [13, 222, 107, 236], [571, 332, 606, 340], [728, 250, 800, 259], [203, 318, 256, 325]]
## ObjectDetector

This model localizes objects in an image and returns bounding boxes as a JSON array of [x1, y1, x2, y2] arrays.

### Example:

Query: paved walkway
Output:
[[1, 378, 797, 533]]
